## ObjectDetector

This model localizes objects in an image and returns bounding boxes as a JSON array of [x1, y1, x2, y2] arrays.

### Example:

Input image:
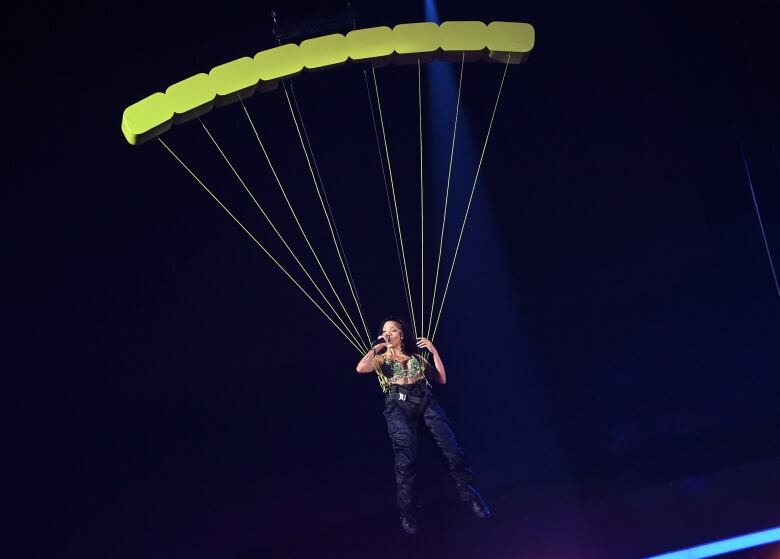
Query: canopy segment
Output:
[[121, 21, 534, 145]]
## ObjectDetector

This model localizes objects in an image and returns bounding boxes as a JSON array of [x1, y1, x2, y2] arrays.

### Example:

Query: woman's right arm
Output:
[[356, 343, 387, 373]]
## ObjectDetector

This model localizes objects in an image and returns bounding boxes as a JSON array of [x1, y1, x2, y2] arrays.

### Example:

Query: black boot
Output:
[[400, 511, 419, 534], [458, 483, 492, 519], [468, 496, 491, 519]]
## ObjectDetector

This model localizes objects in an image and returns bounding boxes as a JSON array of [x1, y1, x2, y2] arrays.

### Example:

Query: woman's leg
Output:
[[384, 400, 419, 511], [422, 399, 483, 503]]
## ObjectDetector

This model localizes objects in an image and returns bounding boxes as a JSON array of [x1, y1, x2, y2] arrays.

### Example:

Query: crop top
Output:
[[379, 354, 431, 384]]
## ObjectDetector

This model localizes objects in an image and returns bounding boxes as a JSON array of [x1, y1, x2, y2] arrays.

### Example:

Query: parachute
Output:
[[121, 20, 535, 387], [122, 22, 533, 145]]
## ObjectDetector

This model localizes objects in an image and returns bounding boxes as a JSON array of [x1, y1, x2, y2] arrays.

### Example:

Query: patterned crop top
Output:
[[379, 354, 430, 384]]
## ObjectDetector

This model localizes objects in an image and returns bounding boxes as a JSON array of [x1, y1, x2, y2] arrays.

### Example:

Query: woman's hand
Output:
[[416, 337, 436, 354], [417, 337, 446, 383], [373, 340, 391, 354]]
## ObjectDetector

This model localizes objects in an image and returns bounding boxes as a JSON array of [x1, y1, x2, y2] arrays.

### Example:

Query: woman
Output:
[[356, 317, 490, 535]]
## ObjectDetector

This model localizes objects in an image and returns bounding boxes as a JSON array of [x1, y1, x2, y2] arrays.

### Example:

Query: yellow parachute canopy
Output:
[[121, 21, 534, 145]]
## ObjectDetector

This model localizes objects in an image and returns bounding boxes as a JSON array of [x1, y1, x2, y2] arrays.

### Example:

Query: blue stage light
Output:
[[424, 0, 441, 23], [643, 526, 780, 559]]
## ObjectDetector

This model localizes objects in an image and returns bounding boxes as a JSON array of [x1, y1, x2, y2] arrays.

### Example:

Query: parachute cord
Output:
[[428, 52, 465, 338], [418, 60, 431, 364], [716, 10, 780, 299], [279, 81, 366, 345], [371, 66, 419, 341], [157, 137, 364, 355], [737, 135, 780, 298], [198, 116, 364, 351], [710, 11, 780, 300], [431, 55, 511, 341], [363, 67, 406, 392], [418, 59, 425, 340], [362, 66, 414, 336], [286, 81, 373, 345], [241, 97, 369, 348]]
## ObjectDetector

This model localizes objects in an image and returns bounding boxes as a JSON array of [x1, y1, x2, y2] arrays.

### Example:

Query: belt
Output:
[[387, 384, 427, 404]]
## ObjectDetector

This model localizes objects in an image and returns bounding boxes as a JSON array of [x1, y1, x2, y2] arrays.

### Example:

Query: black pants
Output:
[[383, 382, 480, 511]]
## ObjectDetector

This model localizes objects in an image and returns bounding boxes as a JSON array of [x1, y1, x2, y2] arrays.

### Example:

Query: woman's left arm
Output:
[[417, 337, 446, 384]]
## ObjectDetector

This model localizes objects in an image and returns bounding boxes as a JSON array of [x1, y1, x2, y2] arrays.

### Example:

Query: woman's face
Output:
[[382, 321, 404, 350]]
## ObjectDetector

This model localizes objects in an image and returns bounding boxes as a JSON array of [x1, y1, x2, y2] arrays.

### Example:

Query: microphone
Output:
[[371, 336, 388, 354]]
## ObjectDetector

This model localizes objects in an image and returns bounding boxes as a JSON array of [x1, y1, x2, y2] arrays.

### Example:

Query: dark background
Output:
[[5, 0, 779, 557]]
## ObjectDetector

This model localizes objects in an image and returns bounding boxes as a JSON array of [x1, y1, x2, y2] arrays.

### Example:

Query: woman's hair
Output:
[[379, 316, 417, 356]]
